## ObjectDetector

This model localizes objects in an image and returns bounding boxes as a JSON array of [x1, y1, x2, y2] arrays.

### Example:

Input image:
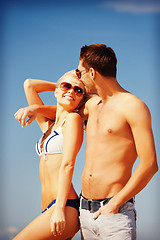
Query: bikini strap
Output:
[[43, 121, 55, 135], [49, 121, 55, 128], [60, 119, 66, 127]]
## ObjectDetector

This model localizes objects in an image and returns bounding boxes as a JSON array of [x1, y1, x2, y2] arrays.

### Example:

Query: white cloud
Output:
[[101, 1, 160, 14], [0, 227, 18, 238], [6, 227, 18, 235]]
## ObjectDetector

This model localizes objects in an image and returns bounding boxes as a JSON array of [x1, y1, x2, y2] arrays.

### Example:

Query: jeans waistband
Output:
[[80, 194, 134, 212]]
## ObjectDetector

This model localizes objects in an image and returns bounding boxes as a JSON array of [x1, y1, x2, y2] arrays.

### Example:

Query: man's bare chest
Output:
[[87, 105, 130, 138]]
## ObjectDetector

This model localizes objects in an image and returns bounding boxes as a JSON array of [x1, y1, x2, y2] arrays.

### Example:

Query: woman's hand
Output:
[[50, 207, 66, 236], [14, 105, 38, 128]]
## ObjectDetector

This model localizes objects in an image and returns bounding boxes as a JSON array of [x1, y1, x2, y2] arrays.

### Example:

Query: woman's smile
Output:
[[63, 94, 75, 101]]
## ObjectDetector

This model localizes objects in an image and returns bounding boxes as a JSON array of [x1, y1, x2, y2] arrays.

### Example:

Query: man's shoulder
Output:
[[121, 92, 150, 118], [122, 92, 147, 109]]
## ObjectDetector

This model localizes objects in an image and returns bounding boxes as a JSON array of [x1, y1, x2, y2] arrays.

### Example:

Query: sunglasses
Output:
[[75, 68, 86, 79], [59, 82, 84, 97]]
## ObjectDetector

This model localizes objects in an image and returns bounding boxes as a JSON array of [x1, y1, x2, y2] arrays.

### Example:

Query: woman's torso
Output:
[[36, 120, 78, 211]]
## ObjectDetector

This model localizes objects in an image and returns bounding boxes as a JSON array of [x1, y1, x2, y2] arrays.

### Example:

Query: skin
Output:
[[77, 60, 158, 219], [14, 72, 85, 239], [15, 60, 158, 234]]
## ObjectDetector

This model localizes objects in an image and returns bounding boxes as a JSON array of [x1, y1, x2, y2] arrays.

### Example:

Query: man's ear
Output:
[[90, 68, 96, 80]]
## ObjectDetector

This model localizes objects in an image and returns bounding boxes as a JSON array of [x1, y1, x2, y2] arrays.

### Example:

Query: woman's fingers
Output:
[[26, 115, 36, 126], [56, 219, 65, 234], [50, 219, 65, 236], [14, 107, 36, 128], [14, 108, 27, 127]]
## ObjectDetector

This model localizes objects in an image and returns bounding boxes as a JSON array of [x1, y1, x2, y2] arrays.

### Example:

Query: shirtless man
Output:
[[15, 44, 158, 239]]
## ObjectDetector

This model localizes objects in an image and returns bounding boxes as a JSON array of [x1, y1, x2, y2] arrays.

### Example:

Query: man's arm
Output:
[[15, 104, 57, 128], [93, 98, 158, 219]]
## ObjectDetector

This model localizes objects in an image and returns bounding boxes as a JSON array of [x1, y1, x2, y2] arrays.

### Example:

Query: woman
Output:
[[14, 70, 88, 240]]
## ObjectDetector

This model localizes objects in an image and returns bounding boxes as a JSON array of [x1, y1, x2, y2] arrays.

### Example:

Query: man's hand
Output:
[[14, 105, 38, 128], [50, 207, 66, 236], [93, 199, 119, 220]]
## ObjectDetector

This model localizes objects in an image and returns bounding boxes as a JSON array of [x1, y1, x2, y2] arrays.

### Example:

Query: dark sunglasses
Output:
[[59, 82, 84, 97], [75, 68, 86, 79]]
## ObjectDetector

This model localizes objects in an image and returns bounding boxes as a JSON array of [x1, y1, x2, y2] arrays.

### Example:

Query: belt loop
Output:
[[100, 200, 104, 208], [133, 197, 135, 204], [79, 194, 82, 209]]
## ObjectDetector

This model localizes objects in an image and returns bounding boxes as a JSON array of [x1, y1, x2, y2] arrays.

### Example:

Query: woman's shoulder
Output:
[[85, 95, 101, 108], [66, 112, 82, 123], [63, 113, 83, 135]]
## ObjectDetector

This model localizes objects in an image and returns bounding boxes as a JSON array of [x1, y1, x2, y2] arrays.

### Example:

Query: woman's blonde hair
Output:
[[56, 70, 92, 111], [56, 70, 82, 87]]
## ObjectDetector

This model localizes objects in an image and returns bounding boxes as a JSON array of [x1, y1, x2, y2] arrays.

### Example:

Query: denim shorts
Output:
[[79, 202, 137, 240]]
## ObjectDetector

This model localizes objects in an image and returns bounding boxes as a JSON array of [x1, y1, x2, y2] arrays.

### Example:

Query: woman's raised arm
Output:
[[14, 104, 57, 129], [24, 79, 57, 132]]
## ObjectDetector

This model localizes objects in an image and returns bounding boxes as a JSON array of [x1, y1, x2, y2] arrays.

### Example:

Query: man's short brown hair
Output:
[[80, 44, 117, 78]]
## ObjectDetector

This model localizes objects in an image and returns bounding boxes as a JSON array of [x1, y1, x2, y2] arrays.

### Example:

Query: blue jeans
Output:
[[79, 202, 136, 240]]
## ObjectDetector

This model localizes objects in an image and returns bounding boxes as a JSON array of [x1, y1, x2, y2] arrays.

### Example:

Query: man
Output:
[[15, 44, 158, 239]]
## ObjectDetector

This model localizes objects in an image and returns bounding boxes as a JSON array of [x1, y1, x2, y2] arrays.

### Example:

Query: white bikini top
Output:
[[36, 119, 65, 159]]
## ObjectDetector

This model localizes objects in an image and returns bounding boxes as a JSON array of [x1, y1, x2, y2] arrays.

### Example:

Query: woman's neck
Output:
[[54, 104, 69, 125]]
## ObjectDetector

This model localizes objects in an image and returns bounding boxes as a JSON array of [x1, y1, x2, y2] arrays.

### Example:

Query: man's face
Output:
[[77, 60, 97, 94]]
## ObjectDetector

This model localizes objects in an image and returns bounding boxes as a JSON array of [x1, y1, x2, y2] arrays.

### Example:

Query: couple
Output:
[[14, 44, 158, 240]]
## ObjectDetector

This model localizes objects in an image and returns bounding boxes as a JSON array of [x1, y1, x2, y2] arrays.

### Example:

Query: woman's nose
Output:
[[68, 87, 74, 94]]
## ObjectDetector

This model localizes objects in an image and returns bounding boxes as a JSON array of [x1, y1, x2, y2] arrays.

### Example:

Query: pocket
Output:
[[119, 202, 135, 213]]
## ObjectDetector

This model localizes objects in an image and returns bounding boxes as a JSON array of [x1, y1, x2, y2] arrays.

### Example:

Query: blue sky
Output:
[[1, 0, 160, 239]]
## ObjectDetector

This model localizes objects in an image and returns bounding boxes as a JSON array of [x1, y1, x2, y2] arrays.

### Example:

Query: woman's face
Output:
[[55, 75, 85, 112]]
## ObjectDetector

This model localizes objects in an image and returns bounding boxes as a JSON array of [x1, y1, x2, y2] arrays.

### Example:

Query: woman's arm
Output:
[[14, 104, 57, 128], [15, 93, 93, 130], [24, 79, 57, 132], [50, 113, 83, 235]]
